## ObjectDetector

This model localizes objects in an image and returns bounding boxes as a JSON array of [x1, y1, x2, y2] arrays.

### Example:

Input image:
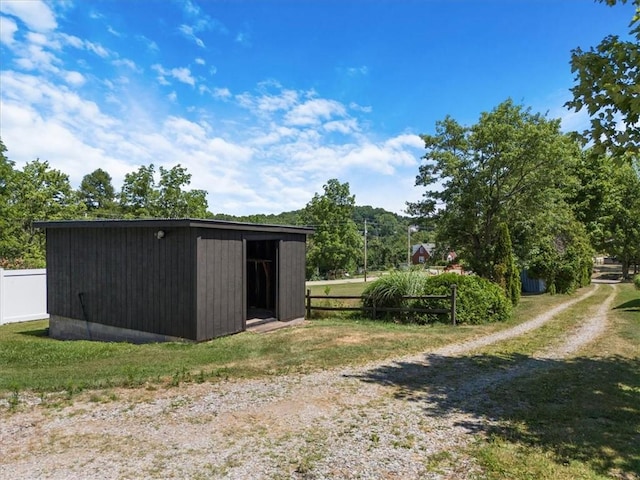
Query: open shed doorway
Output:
[[246, 240, 278, 320]]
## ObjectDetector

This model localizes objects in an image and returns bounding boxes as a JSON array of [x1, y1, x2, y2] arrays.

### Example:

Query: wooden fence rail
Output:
[[305, 284, 458, 325]]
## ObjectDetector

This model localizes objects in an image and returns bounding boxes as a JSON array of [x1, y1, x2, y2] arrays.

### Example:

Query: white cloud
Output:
[[0, 16, 18, 45], [112, 58, 138, 71], [236, 86, 304, 117], [15, 43, 59, 71], [213, 87, 231, 99], [235, 31, 251, 46], [324, 119, 359, 135], [182, 0, 201, 17], [350, 102, 373, 113], [171, 67, 195, 86], [347, 65, 369, 76], [85, 41, 109, 58], [179, 24, 205, 48], [26, 31, 49, 46], [60, 33, 83, 48], [59, 33, 109, 58], [135, 34, 158, 52], [284, 98, 347, 126], [152, 64, 196, 86], [107, 25, 121, 37], [0, 0, 57, 32], [64, 71, 85, 86], [1, 40, 422, 217]]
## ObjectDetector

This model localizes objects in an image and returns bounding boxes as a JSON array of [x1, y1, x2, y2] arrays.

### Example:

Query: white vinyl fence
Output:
[[0, 268, 48, 325]]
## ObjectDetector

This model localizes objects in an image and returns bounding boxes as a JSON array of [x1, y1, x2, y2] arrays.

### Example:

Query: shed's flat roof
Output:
[[34, 218, 314, 235]]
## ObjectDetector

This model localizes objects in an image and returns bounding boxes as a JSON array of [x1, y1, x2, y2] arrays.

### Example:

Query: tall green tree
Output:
[[157, 164, 208, 218], [302, 179, 362, 278], [79, 168, 117, 217], [408, 99, 581, 280], [119, 164, 208, 218], [10, 159, 85, 266], [568, 150, 616, 251], [569, 151, 640, 278], [119, 164, 158, 218], [493, 222, 521, 305], [605, 162, 640, 277], [527, 210, 594, 293], [0, 139, 18, 265], [566, 0, 640, 161]]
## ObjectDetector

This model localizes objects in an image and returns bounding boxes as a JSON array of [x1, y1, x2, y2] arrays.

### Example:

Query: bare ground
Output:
[[0, 284, 617, 479]]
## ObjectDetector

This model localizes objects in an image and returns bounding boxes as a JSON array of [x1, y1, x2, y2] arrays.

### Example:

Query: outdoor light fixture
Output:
[[155, 230, 165, 240]]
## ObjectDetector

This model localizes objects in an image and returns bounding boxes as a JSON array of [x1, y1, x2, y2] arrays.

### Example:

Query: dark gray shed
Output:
[[34, 219, 313, 342]]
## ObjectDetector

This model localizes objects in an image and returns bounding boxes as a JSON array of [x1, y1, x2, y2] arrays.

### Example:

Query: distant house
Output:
[[34, 219, 313, 343], [446, 251, 457, 263], [411, 243, 435, 265]]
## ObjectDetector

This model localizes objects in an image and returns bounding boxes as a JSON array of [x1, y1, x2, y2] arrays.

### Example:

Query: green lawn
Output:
[[0, 283, 577, 394]]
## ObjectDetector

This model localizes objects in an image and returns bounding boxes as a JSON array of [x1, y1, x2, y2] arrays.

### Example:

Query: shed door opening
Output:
[[246, 240, 278, 319]]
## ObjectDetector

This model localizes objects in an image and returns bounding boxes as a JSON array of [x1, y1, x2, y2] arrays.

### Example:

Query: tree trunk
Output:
[[621, 257, 630, 280]]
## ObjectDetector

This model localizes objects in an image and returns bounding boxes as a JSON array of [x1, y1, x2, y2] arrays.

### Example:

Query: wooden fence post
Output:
[[306, 289, 311, 319], [450, 284, 457, 326]]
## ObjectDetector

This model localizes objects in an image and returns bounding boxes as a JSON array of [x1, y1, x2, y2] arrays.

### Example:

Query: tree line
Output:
[[0, 146, 210, 268]]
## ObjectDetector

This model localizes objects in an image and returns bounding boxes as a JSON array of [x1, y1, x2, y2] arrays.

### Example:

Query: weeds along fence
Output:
[[305, 284, 458, 325]]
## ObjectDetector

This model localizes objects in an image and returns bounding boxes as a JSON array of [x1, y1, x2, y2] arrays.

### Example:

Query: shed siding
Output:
[[278, 234, 307, 320], [195, 229, 244, 341], [41, 219, 310, 342], [46, 227, 195, 339]]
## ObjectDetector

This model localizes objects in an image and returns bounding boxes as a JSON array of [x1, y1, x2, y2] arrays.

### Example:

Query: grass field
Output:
[[1, 282, 577, 394]]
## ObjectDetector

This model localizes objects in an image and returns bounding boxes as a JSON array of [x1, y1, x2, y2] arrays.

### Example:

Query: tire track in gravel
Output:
[[429, 283, 617, 404], [432, 283, 602, 357], [352, 283, 603, 387]]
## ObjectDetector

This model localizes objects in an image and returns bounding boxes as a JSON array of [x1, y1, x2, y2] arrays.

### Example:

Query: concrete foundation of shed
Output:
[[49, 315, 189, 343]]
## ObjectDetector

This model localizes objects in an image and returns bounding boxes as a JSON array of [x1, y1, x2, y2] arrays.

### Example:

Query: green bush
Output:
[[634, 274, 640, 291], [362, 271, 429, 322], [363, 272, 511, 325]]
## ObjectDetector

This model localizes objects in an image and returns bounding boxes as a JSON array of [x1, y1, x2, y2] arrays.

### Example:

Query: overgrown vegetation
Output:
[[362, 272, 511, 324]]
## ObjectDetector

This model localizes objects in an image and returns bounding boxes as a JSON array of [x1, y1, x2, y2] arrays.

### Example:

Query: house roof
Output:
[[411, 243, 435, 255], [33, 218, 314, 235]]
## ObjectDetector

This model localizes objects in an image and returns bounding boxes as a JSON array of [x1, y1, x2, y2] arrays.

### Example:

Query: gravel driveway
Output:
[[0, 284, 616, 479]]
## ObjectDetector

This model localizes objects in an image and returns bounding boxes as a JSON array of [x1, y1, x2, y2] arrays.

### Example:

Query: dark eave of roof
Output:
[[33, 218, 314, 235]]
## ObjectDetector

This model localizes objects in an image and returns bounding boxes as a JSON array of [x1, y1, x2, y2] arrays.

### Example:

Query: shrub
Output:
[[362, 271, 429, 323], [362, 272, 511, 325], [420, 273, 512, 324], [634, 274, 640, 291]]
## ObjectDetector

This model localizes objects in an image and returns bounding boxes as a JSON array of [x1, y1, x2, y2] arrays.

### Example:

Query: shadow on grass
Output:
[[614, 298, 640, 312], [18, 327, 49, 338], [350, 353, 640, 477]]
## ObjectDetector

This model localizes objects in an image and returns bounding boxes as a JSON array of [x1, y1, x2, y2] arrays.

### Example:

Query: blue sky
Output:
[[0, 0, 635, 216]]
